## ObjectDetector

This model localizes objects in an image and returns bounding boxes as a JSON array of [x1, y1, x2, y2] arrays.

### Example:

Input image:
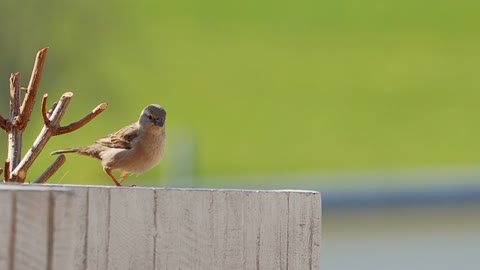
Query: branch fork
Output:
[[1, 47, 107, 183]]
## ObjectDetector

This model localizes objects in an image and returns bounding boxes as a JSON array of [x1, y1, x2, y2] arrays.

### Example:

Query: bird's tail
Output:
[[51, 147, 102, 160], [51, 148, 81, 155]]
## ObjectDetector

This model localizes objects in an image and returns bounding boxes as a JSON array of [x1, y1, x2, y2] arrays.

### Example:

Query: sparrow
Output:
[[51, 104, 166, 186]]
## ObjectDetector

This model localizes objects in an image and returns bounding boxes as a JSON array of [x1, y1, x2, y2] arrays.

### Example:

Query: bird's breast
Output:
[[131, 133, 166, 170], [102, 132, 166, 174]]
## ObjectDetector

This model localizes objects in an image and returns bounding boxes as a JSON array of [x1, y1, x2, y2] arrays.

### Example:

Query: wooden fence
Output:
[[0, 185, 321, 270]]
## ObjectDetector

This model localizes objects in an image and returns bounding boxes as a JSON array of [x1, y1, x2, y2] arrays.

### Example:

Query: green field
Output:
[[1, 0, 480, 186]]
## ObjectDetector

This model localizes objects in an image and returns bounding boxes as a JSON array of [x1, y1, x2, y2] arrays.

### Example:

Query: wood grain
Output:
[[7, 72, 23, 177], [50, 189, 77, 270], [0, 185, 321, 270], [0, 186, 76, 270], [73, 187, 320, 270], [0, 190, 13, 269]]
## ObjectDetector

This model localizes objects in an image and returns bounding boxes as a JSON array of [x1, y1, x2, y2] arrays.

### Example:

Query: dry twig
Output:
[[17, 48, 48, 130], [41, 94, 51, 126], [34, 154, 66, 184], [48, 102, 58, 118], [11, 93, 72, 182], [4, 160, 10, 182], [11, 92, 107, 182], [0, 114, 10, 132], [3, 47, 106, 183], [8, 73, 23, 176], [54, 102, 107, 135]]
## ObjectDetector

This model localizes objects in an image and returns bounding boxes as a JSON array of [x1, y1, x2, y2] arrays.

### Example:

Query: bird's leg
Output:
[[120, 172, 136, 187], [103, 167, 122, 186], [119, 171, 129, 184]]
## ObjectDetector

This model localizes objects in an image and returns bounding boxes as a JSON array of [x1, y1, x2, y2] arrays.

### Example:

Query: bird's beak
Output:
[[155, 118, 165, 127]]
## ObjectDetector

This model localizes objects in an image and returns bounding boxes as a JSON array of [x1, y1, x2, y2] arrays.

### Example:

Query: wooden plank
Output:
[[13, 188, 50, 270], [256, 192, 289, 269], [156, 189, 202, 269], [85, 187, 110, 270], [1, 185, 321, 270], [71, 187, 112, 270], [69, 186, 157, 270], [107, 187, 156, 270], [287, 191, 322, 270], [152, 189, 318, 270], [72, 187, 88, 270], [0, 190, 13, 270], [50, 190, 77, 270], [0, 186, 77, 270]]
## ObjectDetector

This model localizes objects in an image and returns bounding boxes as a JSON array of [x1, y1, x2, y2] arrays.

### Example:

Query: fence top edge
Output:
[[0, 183, 74, 193], [7, 183, 319, 195]]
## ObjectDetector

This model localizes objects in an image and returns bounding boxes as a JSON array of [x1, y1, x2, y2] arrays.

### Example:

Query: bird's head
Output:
[[138, 104, 167, 130]]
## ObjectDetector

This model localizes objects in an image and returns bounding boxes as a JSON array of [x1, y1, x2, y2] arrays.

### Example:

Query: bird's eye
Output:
[[147, 115, 153, 120]]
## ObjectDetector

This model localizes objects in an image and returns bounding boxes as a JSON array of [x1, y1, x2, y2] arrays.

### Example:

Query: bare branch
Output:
[[48, 102, 58, 118], [9, 72, 21, 122], [3, 48, 106, 183], [11, 92, 73, 182], [0, 167, 3, 177], [54, 102, 108, 135], [4, 160, 10, 182], [0, 114, 10, 132], [11, 90, 107, 183], [8, 73, 23, 179], [41, 94, 52, 127], [17, 47, 48, 130], [34, 154, 66, 184]]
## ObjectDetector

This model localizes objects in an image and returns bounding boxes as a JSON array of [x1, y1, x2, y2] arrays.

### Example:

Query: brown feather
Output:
[[95, 123, 139, 149]]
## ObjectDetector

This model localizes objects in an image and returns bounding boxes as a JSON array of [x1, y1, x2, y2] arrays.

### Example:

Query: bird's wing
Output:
[[95, 123, 139, 149]]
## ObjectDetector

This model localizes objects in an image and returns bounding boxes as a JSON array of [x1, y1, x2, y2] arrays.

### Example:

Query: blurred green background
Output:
[[2, 1, 480, 269], [1, 0, 480, 186]]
